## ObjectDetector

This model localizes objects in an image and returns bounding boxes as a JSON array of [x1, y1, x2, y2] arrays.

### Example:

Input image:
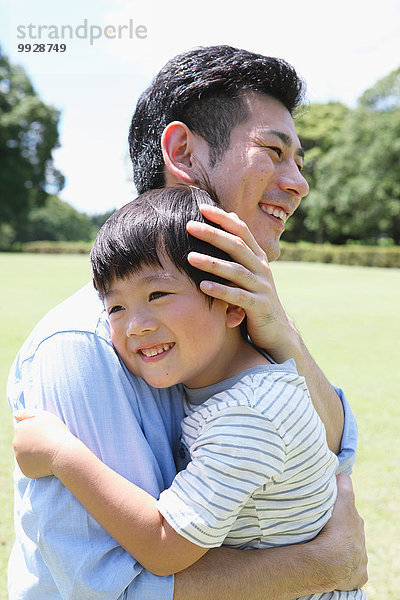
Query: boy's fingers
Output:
[[13, 409, 38, 421]]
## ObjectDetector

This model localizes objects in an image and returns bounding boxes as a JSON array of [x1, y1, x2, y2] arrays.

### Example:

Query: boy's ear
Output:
[[161, 121, 201, 185], [225, 304, 246, 329]]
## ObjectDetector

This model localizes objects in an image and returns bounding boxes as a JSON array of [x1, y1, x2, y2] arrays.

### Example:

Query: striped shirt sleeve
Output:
[[156, 404, 285, 548]]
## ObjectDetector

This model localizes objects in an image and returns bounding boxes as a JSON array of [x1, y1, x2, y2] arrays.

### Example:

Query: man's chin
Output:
[[262, 239, 281, 263]]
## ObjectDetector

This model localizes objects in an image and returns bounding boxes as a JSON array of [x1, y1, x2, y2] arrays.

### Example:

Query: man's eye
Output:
[[108, 305, 124, 315], [268, 146, 282, 157], [149, 291, 168, 301]]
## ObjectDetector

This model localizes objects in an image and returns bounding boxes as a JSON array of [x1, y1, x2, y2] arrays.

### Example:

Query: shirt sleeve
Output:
[[156, 405, 285, 548], [8, 331, 175, 600], [332, 385, 358, 474]]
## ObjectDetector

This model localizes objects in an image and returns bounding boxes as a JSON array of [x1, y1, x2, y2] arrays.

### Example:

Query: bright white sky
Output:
[[1, 0, 399, 215]]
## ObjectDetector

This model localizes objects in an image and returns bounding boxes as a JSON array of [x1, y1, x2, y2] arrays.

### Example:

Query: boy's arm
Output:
[[14, 409, 209, 577], [14, 411, 367, 593], [186, 205, 345, 453]]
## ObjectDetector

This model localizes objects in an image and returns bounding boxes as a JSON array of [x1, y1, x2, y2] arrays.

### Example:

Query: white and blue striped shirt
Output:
[[157, 361, 366, 600]]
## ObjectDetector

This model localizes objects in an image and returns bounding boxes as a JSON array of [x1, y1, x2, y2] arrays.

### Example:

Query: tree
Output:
[[306, 69, 400, 244], [18, 195, 95, 242], [89, 209, 115, 233], [284, 102, 350, 243], [0, 47, 64, 237], [358, 66, 400, 111]]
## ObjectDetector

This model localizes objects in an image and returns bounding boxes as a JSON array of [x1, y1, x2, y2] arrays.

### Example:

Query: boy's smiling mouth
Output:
[[138, 343, 175, 358]]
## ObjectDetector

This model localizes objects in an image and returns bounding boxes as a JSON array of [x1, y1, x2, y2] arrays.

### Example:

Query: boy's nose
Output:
[[126, 314, 157, 336]]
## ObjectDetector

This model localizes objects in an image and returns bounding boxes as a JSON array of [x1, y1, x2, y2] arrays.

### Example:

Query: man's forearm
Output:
[[269, 324, 344, 455], [174, 542, 333, 600]]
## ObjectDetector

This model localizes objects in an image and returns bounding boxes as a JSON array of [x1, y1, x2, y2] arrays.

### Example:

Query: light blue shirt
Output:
[[7, 283, 358, 599]]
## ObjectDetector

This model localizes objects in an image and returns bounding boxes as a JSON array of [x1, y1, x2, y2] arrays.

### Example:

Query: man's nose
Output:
[[278, 163, 309, 200]]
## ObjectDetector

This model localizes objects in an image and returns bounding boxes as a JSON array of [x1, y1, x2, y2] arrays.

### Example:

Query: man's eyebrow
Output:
[[267, 129, 305, 159]]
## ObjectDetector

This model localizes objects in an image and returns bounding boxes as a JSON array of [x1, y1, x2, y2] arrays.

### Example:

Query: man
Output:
[[8, 45, 367, 599]]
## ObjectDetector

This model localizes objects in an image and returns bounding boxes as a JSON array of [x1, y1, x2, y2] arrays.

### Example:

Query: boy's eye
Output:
[[149, 291, 168, 301], [108, 305, 124, 315]]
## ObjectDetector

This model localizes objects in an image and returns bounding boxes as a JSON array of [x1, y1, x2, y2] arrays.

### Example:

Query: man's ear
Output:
[[225, 304, 246, 329], [161, 121, 202, 185]]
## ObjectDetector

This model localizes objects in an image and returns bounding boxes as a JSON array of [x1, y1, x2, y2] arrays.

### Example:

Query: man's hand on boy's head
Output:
[[186, 204, 295, 354]]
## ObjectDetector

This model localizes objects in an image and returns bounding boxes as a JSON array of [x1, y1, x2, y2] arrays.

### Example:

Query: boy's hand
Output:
[[186, 204, 294, 355], [13, 409, 74, 478]]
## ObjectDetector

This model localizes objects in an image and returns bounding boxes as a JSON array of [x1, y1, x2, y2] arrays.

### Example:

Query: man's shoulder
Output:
[[20, 283, 109, 358]]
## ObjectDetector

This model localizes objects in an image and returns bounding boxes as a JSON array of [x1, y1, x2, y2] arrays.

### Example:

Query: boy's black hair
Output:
[[91, 185, 233, 301], [129, 45, 306, 193]]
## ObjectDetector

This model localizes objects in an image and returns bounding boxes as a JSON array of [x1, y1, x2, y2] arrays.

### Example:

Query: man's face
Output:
[[203, 93, 309, 261]]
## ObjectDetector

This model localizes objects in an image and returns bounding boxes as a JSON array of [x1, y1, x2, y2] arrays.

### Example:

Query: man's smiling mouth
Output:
[[259, 204, 289, 224]]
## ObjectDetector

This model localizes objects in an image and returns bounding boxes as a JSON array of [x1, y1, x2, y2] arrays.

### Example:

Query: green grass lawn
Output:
[[0, 253, 399, 598]]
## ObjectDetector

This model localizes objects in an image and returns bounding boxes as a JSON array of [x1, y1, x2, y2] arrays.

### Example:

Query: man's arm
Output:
[[8, 330, 178, 599], [174, 474, 367, 600], [186, 205, 344, 453]]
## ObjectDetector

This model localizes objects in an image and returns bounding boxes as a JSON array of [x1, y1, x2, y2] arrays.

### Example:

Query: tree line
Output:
[[1, 46, 399, 248]]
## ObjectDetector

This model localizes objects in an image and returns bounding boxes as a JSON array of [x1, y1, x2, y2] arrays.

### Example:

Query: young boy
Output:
[[14, 186, 365, 599]]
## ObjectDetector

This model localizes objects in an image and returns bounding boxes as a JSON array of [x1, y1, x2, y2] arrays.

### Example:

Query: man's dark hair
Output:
[[91, 185, 233, 301], [129, 45, 306, 193]]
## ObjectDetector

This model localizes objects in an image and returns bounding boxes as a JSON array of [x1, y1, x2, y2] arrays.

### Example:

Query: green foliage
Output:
[[358, 66, 400, 111], [286, 102, 351, 243], [279, 241, 400, 268], [307, 106, 400, 243], [21, 240, 93, 253], [0, 47, 64, 235], [287, 68, 400, 245], [17, 195, 95, 242], [89, 209, 115, 233]]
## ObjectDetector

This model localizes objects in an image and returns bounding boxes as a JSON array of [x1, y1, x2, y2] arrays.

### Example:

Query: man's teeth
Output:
[[140, 344, 173, 357], [261, 205, 288, 223]]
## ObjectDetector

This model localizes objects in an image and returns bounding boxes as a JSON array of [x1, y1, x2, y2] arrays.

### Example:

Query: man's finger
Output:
[[187, 221, 268, 272], [199, 280, 256, 310], [188, 252, 259, 291], [197, 204, 262, 256]]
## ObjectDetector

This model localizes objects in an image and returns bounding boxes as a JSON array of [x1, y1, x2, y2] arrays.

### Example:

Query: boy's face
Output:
[[103, 255, 236, 389]]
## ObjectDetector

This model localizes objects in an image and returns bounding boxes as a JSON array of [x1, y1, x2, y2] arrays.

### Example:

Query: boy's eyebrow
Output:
[[141, 272, 178, 284], [103, 272, 178, 298]]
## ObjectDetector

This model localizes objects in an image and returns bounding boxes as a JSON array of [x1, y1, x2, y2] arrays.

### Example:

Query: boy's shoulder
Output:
[[231, 359, 301, 390], [186, 360, 304, 415]]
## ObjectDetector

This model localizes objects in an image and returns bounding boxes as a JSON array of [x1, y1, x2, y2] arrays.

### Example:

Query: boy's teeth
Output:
[[141, 344, 173, 357]]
